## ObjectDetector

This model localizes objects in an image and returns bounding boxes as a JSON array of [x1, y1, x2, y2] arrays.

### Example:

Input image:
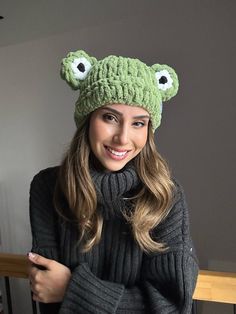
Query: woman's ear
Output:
[[151, 63, 179, 102], [61, 50, 97, 90]]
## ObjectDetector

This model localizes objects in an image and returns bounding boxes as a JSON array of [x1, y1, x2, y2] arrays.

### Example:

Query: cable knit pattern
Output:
[[29, 166, 198, 314]]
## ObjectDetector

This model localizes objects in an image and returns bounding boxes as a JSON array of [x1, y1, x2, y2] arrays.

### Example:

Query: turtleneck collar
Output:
[[90, 163, 141, 219]]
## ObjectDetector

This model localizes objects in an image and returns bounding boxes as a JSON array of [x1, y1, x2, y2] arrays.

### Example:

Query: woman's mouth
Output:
[[104, 146, 130, 160]]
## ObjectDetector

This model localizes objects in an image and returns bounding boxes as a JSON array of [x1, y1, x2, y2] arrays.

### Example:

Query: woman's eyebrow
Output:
[[101, 106, 150, 119]]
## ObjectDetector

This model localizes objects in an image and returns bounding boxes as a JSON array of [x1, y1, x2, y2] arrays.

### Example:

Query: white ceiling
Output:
[[0, 0, 148, 48]]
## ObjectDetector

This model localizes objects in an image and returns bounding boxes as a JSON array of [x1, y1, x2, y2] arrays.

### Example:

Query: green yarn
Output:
[[61, 50, 179, 130]]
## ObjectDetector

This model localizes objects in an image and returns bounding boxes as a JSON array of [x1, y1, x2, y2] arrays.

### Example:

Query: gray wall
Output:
[[0, 1, 235, 313]]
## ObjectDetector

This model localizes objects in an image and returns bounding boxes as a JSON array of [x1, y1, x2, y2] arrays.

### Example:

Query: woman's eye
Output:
[[133, 121, 145, 128], [103, 114, 117, 122]]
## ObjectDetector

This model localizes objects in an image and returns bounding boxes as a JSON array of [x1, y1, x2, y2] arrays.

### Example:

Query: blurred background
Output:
[[0, 0, 235, 313]]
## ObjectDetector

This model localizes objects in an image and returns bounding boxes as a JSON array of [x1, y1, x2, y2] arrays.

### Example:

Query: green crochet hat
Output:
[[61, 50, 179, 130]]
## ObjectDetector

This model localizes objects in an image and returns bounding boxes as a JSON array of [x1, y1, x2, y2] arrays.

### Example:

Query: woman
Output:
[[28, 50, 199, 314]]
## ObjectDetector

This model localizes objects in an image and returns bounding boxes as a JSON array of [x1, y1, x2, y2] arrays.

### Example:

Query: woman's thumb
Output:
[[28, 252, 51, 269]]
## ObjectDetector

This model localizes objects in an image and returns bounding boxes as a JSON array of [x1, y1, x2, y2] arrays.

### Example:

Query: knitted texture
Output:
[[61, 50, 179, 130], [90, 164, 140, 219], [29, 166, 198, 314]]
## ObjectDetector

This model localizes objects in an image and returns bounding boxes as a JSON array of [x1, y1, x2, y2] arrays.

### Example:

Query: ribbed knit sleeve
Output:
[[29, 167, 59, 260], [59, 263, 125, 314], [59, 179, 198, 314], [29, 168, 61, 314], [60, 263, 148, 314]]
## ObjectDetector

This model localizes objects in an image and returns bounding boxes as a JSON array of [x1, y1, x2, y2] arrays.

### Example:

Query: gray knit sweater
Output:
[[29, 165, 198, 314]]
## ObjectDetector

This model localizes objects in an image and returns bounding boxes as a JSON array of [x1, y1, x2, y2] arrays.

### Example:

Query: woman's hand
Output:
[[28, 252, 71, 303]]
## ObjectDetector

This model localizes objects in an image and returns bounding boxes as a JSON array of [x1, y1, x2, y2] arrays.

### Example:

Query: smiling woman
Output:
[[89, 104, 149, 172], [28, 49, 198, 314]]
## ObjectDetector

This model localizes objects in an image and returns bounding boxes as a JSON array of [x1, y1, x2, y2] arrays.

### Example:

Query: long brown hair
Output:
[[54, 115, 175, 253]]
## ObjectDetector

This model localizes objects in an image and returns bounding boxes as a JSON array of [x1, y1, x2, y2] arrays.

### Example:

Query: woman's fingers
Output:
[[28, 265, 39, 283], [27, 254, 71, 303], [30, 279, 45, 302]]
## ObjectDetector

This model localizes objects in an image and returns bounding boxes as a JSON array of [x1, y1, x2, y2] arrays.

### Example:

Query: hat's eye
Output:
[[71, 57, 92, 80], [155, 69, 173, 91], [77, 63, 85, 72], [159, 76, 168, 84]]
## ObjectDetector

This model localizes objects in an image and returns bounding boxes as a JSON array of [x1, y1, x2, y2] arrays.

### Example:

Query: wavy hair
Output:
[[54, 115, 175, 253]]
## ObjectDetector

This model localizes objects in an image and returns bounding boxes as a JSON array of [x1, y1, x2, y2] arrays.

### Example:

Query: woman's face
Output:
[[89, 104, 150, 172]]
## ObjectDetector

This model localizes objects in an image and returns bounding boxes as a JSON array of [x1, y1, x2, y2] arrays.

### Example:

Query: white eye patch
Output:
[[155, 69, 173, 91], [71, 57, 92, 80]]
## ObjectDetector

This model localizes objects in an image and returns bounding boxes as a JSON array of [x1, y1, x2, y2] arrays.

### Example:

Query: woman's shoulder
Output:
[[167, 177, 191, 238], [150, 177, 191, 250], [33, 165, 59, 179], [30, 166, 60, 191], [171, 176, 186, 202], [154, 177, 189, 232]]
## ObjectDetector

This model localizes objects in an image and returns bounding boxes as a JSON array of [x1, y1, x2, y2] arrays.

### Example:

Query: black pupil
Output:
[[159, 76, 168, 84], [77, 63, 85, 72]]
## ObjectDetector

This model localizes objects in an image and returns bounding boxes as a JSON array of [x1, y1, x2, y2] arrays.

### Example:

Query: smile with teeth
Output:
[[105, 146, 130, 157]]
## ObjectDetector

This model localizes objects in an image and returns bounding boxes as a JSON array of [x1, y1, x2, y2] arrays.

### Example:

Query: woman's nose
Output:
[[113, 125, 129, 145]]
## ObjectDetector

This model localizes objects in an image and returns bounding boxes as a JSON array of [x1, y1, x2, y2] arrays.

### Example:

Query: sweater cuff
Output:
[[59, 263, 125, 314], [31, 247, 59, 260]]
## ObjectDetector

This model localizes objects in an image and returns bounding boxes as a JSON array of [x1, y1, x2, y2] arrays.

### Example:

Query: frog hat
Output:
[[61, 50, 179, 131]]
